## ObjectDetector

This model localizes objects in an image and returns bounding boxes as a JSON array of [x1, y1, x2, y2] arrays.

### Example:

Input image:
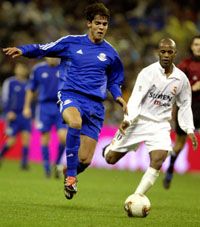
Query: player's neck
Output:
[[164, 65, 173, 77], [88, 33, 103, 44]]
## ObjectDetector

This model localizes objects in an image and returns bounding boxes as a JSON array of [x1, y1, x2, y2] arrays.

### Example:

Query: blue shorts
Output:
[[35, 102, 66, 133], [58, 91, 105, 141], [6, 113, 31, 136]]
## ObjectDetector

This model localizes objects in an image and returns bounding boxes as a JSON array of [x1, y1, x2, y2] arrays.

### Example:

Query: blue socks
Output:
[[21, 147, 29, 167], [55, 144, 65, 165], [66, 127, 81, 177], [41, 145, 51, 176]]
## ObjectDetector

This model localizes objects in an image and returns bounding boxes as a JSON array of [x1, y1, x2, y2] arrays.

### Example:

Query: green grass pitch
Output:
[[0, 160, 200, 227]]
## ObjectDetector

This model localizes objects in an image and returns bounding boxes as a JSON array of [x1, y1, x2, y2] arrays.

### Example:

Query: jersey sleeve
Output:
[[176, 76, 194, 134], [18, 36, 70, 58], [124, 70, 151, 124], [107, 54, 124, 100]]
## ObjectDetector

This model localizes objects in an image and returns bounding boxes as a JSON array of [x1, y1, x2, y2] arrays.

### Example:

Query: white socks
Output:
[[134, 167, 159, 194]]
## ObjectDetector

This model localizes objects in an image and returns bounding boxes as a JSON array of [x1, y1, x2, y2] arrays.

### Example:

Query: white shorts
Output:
[[107, 117, 172, 153]]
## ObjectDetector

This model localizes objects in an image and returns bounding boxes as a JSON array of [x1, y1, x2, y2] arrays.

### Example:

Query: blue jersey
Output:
[[27, 62, 59, 102], [2, 76, 27, 114], [19, 34, 124, 101]]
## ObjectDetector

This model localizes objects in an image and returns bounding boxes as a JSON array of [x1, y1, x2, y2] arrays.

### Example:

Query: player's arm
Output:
[[176, 76, 198, 150], [1, 79, 11, 115], [23, 90, 35, 118], [192, 81, 200, 92], [23, 68, 38, 118], [3, 36, 68, 59], [119, 71, 150, 134], [107, 55, 127, 114], [1, 79, 16, 121], [123, 70, 150, 125]]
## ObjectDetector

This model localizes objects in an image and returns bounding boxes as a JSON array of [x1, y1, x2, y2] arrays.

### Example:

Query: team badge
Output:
[[97, 53, 107, 61]]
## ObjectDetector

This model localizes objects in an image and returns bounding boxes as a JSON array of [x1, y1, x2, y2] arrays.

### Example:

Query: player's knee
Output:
[[105, 152, 118, 165], [68, 119, 82, 129]]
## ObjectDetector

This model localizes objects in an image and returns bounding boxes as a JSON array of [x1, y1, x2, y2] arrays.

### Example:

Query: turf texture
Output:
[[0, 160, 200, 227]]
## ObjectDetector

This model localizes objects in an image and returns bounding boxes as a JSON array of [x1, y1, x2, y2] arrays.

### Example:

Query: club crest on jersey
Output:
[[41, 72, 48, 78], [14, 85, 21, 92], [97, 53, 107, 61]]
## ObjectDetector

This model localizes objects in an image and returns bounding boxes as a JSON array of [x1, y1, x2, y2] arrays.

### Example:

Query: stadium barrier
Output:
[[0, 120, 200, 172]]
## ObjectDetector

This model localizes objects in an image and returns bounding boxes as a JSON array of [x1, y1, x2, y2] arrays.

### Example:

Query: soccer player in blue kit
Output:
[[3, 2, 127, 199], [0, 62, 31, 169], [23, 58, 67, 178]]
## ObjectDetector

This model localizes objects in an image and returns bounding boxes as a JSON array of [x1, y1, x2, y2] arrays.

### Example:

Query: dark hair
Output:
[[84, 2, 110, 22], [190, 35, 200, 45]]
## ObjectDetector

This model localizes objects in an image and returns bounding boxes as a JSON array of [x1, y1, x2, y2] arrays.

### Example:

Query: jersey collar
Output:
[[157, 61, 181, 80]]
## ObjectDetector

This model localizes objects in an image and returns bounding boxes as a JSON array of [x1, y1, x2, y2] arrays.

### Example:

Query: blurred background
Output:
[[0, 0, 200, 172], [0, 0, 200, 123]]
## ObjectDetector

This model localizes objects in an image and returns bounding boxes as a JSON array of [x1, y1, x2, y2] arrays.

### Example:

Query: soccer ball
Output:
[[124, 193, 151, 217]]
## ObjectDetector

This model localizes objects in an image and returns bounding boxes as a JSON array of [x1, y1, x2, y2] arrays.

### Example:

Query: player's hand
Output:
[[119, 120, 130, 135], [188, 133, 198, 150], [116, 97, 128, 114], [2, 47, 22, 58], [23, 107, 32, 118], [6, 111, 16, 121], [192, 81, 200, 92]]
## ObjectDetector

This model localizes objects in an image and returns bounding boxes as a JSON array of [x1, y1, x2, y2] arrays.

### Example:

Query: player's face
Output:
[[158, 44, 176, 69], [14, 63, 29, 79], [87, 15, 108, 43], [191, 38, 200, 57]]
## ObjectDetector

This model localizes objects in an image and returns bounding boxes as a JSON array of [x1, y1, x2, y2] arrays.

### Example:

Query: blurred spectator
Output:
[[1, 0, 200, 124]]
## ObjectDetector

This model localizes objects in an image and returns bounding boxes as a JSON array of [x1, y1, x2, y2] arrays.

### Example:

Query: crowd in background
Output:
[[0, 0, 200, 124]]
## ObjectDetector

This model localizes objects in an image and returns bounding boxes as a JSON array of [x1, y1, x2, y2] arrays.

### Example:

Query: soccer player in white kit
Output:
[[103, 38, 198, 195]]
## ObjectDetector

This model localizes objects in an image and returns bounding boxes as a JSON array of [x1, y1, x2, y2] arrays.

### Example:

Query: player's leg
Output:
[[163, 134, 187, 189], [41, 132, 51, 177], [103, 147, 127, 164], [20, 116, 31, 170], [135, 150, 168, 194], [0, 136, 16, 161], [0, 121, 18, 164], [35, 103, 53, 177], [134, 120, 171, 194], [163, 128, 187, 189], [20, 130, 30, 170], [62, 106, 82, 199], [77, 134, 97, 174], [54, 128, 67, 178], [75, 99, 104, 175], [103, 129, 137, 164]]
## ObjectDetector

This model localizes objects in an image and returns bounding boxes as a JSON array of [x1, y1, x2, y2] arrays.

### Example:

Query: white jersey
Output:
[[124, 62, 194, 134]]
